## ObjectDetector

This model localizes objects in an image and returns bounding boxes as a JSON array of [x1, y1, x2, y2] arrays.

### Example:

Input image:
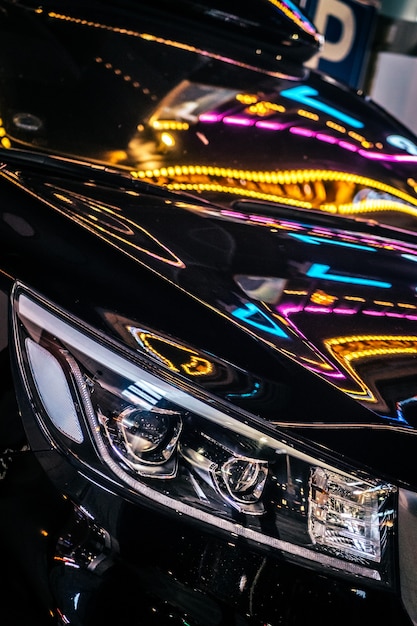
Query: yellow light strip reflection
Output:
[[131, 167, 417, 212], [128, 329, 214, 376], [246, 101, 286, 116], [298, 109, 319, 121], [267, 0, 318, 37], [325, 335, 417, 402], [168, 182, 313, 207], [47, 13, 294, 78], [326, 121, 346, 134], [336, 199, 417, 217]]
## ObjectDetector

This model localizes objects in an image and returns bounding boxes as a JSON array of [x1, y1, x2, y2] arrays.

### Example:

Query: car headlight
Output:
[[12, 283, 397, 587]]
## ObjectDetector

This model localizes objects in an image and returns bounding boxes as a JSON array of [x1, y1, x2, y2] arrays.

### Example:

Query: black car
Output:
[[1, 1, 417, 624]]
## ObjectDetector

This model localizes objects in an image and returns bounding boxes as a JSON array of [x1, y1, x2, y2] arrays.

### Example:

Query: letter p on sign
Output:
[[313, 0, 355, 63], [302, 0, 379, 89]]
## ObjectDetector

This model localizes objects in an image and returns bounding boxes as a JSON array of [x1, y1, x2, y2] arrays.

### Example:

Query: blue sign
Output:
[[300, 0, 379, 89]]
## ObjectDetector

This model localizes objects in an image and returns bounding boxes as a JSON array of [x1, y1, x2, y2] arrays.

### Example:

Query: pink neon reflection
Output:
[[289, 127, 315, 137], [223, 116, 254, 127], [278, 304, 304, 317], [333, 308, 357, 315], [249, 215, 275, 224], [358, 150, 417, 163], [362, 310, 385, 317], [304, 306, 332, 314], [289, 126, 417, 163], [316, 133, 337, 144], [339, 141, 358, 153], [199, 111, 417, 166], [199, 113, 223, 123], [220, 210, 247, 219], [256, 120, 287, 131]]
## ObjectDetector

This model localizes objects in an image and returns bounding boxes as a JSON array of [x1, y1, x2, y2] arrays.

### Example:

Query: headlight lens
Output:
[[12, 284, 397, 586]]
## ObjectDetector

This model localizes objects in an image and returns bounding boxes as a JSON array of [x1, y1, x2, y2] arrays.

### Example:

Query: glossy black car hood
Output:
[[2, 0, 417, 486], [3, 155, 417, 425], [3, 154, 417, 487]]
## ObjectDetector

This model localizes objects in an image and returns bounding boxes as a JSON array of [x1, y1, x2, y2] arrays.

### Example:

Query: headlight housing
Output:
[[12, 283, 397, 587]]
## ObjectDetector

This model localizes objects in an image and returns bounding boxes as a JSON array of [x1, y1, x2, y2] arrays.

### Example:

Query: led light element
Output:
[[309, 467, 384, 562], [25, 338, 84, 443]]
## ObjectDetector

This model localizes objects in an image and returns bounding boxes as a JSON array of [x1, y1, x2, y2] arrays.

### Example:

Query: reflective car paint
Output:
[[0, 1, 417, 625]]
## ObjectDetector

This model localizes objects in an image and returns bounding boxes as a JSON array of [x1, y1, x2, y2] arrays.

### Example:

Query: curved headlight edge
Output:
[[11, 282, 397, 587]]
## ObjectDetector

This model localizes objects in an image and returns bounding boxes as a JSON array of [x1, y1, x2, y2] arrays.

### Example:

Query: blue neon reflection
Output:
[[280, 86, 364, 129], [232, 303, 289, 338], [306, 263, 392, 288], [290, 233, 375, 251], [386, 134, 417, 156], [394, 396, 417, 426], [281, 0, 315, 27], [226, 381, 261, 399], [402, 254, 417, 263]]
